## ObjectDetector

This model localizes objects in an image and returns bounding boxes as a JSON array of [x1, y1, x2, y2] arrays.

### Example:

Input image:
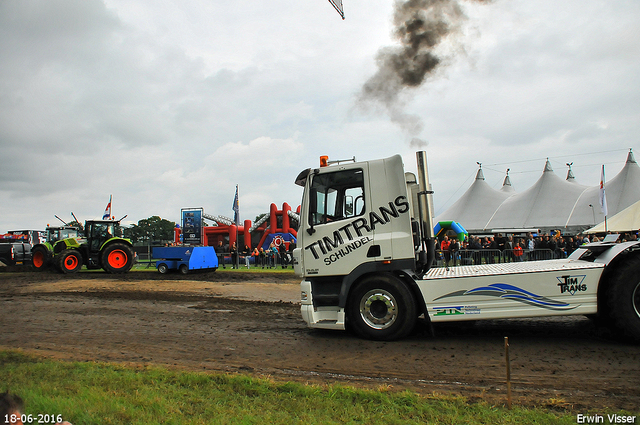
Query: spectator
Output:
[[268, 242, 278, 268], [216, 241, 226, 269], [449, 237, 460, 266], [278, 242, 288, 268], [252, 247, 260, 267], [514, 242, 524, 262], [243, 245, 251, 268], [440, 236, 451, 267], [230, 242, 238, 269], [526, 234, 536, 261]]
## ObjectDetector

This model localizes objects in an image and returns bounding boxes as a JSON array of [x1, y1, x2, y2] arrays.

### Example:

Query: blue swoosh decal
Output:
[[434, 283, 577, 311]]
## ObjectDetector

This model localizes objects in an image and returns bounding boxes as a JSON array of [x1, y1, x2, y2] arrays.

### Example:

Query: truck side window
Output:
[[309, 169, 364, 226]]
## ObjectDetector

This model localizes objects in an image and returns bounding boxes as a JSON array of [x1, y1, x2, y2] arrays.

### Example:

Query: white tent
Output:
[[434, 167, 513, 232], [484, 160, 589, 233], [586, 198, 640, 233], [436, 150, 640, 235]]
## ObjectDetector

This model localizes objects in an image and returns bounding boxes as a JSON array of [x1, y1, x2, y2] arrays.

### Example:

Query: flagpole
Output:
[[600, 165, 608, 233], [234, 185, 239, 269]]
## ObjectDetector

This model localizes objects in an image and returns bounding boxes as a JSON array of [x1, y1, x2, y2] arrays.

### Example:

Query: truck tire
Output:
[[101, 243, 134, 274], [58, 249, 83, 274], [31, 246, 50, 271], [179, 264, 188, 275], [158, 263, 169, 274], [606, 254, 640, 341], [347, 274, 417, 341]]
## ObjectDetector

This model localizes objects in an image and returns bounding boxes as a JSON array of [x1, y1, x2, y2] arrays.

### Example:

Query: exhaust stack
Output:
[[415, 151, 435, 275], [416, 151, 434, 239]]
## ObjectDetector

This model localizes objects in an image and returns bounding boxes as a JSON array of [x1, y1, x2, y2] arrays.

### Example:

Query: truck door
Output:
[[299, 163, 372, 277]]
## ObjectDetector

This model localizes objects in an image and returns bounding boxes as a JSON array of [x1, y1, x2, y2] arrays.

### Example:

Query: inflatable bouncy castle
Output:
[[249, 202, 299, 250], [175, 203, 300, 251]]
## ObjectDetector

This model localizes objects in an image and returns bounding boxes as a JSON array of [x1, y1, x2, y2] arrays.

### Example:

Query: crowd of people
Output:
[[215, 240, 295, 269], [435, 231, 640, 267]]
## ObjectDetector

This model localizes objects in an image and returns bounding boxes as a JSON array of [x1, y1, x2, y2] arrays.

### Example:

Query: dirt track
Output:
[[1, 269, 639, 411]]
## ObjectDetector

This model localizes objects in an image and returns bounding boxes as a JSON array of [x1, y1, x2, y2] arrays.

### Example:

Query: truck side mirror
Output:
[[344, 195, 354, 217]]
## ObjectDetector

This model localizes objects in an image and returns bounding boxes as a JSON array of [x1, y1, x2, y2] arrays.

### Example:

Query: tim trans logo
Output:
[[557, 275, 587, 295]]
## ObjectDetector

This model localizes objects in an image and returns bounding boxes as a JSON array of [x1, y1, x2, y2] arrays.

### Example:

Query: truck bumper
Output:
[[300, 280, 346, 330]]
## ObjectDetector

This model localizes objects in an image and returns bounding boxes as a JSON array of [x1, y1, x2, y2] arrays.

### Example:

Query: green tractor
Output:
[[32, 219, 135, 274], [31, 225, 80, 271]]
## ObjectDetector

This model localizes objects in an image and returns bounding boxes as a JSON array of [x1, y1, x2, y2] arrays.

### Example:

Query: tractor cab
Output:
[[46, 226, 79, 245], [85, 220, 122, 252]]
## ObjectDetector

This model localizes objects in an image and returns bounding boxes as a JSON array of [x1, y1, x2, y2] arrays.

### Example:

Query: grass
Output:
[[0, 350, 614, 425]]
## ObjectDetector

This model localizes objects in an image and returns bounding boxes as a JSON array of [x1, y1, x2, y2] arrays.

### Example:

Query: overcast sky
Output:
[[1, 0, 639, 231]]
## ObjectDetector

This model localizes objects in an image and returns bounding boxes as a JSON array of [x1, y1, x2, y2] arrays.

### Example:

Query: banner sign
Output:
[[181, 208, 203, 245]]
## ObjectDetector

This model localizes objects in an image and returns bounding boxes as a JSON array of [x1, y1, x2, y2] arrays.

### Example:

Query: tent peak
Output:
[[475, 162, 485, 180], [627, 148, 636, 164], [501, 168, 515, 193], [503, 169, 512, 186], [566, 162, 576, 181], [544, 158, 553, 172]]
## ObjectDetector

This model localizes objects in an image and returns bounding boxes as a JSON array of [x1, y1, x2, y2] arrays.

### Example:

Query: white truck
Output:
[[292, 152, 640, 341]]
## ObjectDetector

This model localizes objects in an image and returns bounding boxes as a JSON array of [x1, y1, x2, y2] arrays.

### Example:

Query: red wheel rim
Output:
[[64, 255, 78, 270], [33, 251, 44, 268], [108, 249, 127, 269]]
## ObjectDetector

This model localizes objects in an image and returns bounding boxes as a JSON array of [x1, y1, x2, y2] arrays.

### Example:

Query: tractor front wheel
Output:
[[58, 249, 83, 274], [101, 243, 134, 274]]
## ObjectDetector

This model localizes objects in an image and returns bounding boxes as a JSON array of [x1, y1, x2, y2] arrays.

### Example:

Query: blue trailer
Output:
[[152, 246, 218, 274]]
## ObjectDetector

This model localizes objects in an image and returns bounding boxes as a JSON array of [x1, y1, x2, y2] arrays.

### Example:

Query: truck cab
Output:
[[294, 152, 640, 342]]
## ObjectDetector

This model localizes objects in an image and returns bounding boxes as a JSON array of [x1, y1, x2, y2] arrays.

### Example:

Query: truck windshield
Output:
[[309, 169, 364, 226]]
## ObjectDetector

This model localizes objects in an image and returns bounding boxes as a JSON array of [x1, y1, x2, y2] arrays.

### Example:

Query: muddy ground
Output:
[[1, 269, 639, 411]]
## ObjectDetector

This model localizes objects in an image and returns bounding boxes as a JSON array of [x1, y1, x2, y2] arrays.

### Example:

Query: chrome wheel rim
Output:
[[359, 289, 398, 330]]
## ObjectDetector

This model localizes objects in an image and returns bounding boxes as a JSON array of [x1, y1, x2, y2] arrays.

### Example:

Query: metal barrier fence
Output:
[[433, 249, 559, 267]]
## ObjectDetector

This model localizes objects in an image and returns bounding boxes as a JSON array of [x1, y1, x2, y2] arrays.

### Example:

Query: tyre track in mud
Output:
[[1, 270, 639, 411]]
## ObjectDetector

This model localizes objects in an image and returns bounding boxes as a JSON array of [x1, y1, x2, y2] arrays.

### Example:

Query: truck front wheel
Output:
[[101, 243, 134, 274], [347, 274, 417, 341], [606, 254, 640, 341]]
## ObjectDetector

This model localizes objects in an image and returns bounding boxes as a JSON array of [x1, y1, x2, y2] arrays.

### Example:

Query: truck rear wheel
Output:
[[347, 274, 417, 341], [158, 263, 169, 274], [58, 249, 83, 274], [606, 254, 640, 341], [101, 243, 134, 274], [32, 246, 50, 271], [179, 264, 188, 275]]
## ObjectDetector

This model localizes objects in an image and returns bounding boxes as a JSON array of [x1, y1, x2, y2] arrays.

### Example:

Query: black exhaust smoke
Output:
[[357, 0, 487, 145]]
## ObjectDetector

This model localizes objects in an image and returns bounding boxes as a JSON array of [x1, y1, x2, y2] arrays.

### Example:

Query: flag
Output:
[[599, 165, 608, 217], [232, 185, 239, 225], [103, 195, 112, 220]]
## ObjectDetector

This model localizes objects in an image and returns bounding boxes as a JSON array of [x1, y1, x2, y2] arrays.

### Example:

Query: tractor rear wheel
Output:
[[31, 246, 50, 271], [101, 243, 134, 274], [58, 249, 83, 274]]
